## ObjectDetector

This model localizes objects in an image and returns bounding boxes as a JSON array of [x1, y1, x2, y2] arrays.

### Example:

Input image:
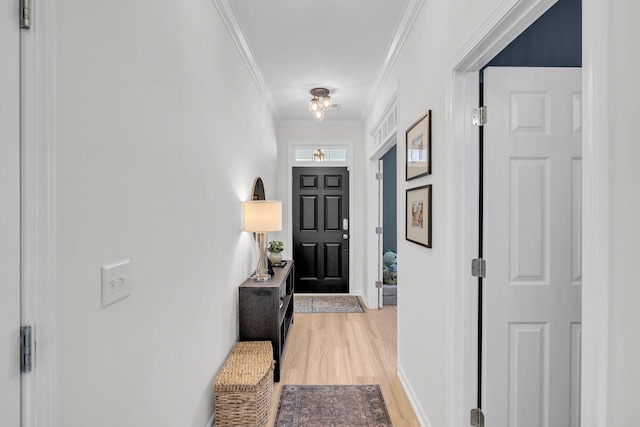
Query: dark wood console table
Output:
[[239, 260, 294, 382]]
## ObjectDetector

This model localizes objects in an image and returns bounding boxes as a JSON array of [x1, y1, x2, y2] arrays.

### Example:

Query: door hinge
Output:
[[21, 326, 33, 373], [20, 0, 32, 29], [472, 106, 487, 126], [471, 258, 486, 278], [375, 280, 383, 289], [375, 172, 383, 180], [470, 408, 484, 427], [375, 226, 383, 234]]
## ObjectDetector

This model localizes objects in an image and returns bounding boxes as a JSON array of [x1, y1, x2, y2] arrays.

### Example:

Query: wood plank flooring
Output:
[[268, 302, 421, 426]]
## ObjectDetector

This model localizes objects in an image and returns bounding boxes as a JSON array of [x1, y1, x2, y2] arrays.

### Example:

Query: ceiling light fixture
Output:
[[308, 87, 332, 122]]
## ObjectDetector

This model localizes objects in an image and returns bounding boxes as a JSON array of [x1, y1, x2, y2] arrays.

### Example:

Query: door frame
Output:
[[2, 1, 21, 422], [287, 141, 355, 295], [368, 142, 397, 309], [291, 166, 351, 293], [444, 0, 610, 426], [20, 0, 57, 425], [365, 92, 398, 309]]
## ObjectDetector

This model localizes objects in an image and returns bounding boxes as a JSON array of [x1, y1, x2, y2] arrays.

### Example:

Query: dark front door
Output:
[[292, 167, 349, 293]]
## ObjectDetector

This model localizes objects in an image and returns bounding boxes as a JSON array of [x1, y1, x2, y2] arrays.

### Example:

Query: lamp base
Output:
[[253, 232, 271, 281]]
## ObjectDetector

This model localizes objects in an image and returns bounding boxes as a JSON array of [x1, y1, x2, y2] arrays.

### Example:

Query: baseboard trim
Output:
[[352, 290, 372, 309], [398, 365, 432, 427]]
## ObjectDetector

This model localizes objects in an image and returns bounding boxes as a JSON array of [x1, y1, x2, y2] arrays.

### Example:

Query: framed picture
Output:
[[405, 110, 432, 181], [406, 185, 432, 248]]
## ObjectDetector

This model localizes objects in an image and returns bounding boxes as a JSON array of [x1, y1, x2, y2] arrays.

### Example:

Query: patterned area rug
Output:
[[294, 295, 365, 313], [274, 385, 392, 427]]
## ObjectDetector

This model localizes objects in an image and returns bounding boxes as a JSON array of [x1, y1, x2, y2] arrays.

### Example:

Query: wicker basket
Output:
[[213, 341, 274, 427]]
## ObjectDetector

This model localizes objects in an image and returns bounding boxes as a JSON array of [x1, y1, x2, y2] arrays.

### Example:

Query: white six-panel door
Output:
[[483, 67, 582, 427], [1, 2, 22, 426]]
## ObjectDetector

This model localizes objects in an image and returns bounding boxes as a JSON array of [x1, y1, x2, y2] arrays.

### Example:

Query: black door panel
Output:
[[293, 167, 349, 293]]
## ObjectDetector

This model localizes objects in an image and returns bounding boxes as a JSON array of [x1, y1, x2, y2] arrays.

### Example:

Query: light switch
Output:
[[101, 260, 131, 308]]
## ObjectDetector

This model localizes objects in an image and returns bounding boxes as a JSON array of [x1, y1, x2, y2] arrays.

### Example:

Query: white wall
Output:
[[609, 1, 640, 425], [363, 1, 502, 425], [56, 0, 278, 425], [275, 126, 366, 298], [363, 0, 640, 426]]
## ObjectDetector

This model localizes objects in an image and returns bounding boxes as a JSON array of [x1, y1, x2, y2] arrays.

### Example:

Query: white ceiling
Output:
[[213, 0, 423, 125]]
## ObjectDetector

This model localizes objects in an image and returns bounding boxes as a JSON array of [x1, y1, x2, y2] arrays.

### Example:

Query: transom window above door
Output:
[[294, 148, 347, 163]]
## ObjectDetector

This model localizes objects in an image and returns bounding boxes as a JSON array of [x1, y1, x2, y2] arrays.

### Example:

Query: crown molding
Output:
[[361, 0, 425, 123], [211, 0, 281, 123], [213, 0, 421, 126]]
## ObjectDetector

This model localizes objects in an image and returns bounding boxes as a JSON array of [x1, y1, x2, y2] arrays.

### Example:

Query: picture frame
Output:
[[405, 110, 432, 181], [406, 185, 432, 248]]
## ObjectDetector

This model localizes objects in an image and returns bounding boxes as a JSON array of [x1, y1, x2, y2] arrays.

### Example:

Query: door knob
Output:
[[343, 233, 349, 240]]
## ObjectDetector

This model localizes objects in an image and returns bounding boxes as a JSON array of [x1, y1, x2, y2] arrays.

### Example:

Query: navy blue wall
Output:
[[488, 0, 581, 67], [382, 145, 397, 253]]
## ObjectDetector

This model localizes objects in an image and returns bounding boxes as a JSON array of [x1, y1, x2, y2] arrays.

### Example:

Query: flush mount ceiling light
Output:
[[308, 87, 332, 122]]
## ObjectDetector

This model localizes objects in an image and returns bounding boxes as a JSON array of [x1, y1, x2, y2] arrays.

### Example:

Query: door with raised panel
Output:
[[1, 3, 22, 426], [292, 167, 349, 293], [483, 67, 582, 427]]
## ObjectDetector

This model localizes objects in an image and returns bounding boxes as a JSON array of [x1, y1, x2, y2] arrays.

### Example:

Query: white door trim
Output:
[[444, 0, 611, 426], [365, 92, 397, 309], [580, 0, 611, 425], [21, 0, 57, 425]]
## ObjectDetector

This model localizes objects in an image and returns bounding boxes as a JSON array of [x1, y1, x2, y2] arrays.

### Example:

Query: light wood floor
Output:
[[268, 301, 421, 426]]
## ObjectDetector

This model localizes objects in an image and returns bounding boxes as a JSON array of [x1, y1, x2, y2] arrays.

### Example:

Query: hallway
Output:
[[22, 0, 636, 425], [270, 304, 420, 426]]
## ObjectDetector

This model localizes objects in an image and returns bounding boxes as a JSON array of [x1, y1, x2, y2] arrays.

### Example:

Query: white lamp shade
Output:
[[243, 201, 282, 232]]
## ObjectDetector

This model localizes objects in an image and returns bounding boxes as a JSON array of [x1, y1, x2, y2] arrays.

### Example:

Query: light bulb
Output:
[[321, 95, 332, 110], [312, 109, 325, 122], [308, 97, 320, 113]]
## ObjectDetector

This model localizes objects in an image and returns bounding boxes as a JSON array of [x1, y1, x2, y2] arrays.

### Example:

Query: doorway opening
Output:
[[365, 94, 398, 309], [380, 146, 398, 306], [443, 0, 611, 426], [288, 142, 353, 294], [475, 0, 582, 421]]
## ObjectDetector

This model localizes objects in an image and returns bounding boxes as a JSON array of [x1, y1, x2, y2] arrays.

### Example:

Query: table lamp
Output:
[[243, 200, 282, 281]]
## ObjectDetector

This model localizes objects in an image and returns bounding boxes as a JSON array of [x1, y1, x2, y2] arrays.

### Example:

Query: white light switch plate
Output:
[[101, 260, 131, 308]]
